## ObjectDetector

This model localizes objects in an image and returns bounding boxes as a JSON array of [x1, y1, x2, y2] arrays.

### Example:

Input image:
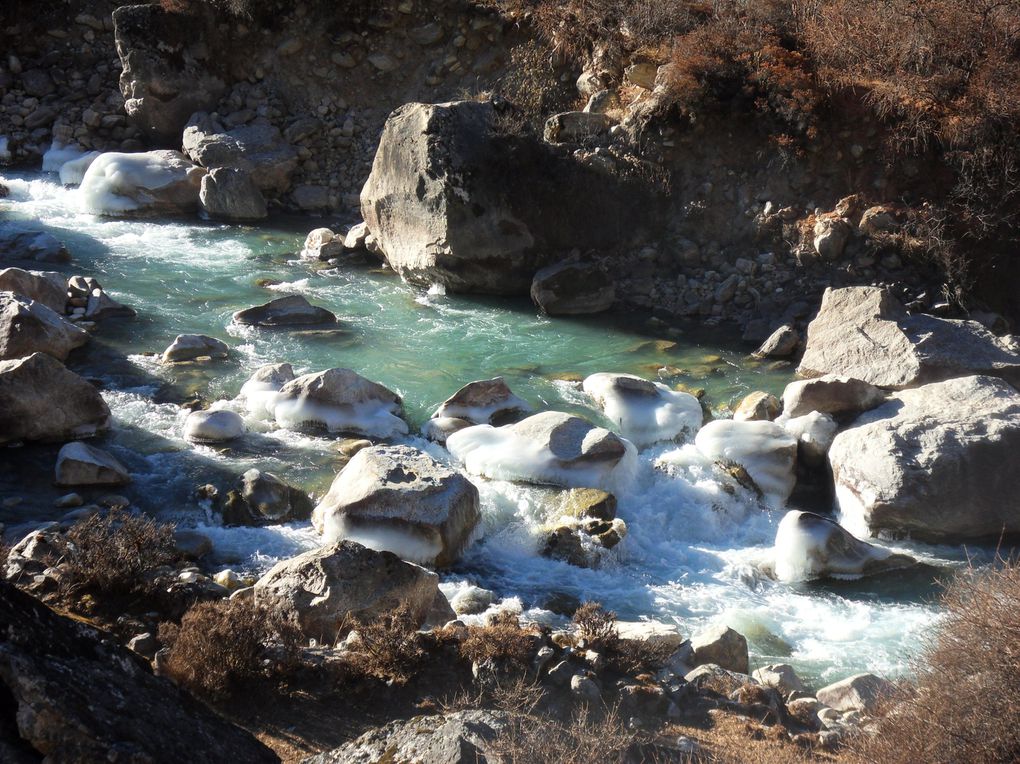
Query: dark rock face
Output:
[[0, 582, 277, 763], [113, 4, 226, 143], [530, 260, 616, 315]]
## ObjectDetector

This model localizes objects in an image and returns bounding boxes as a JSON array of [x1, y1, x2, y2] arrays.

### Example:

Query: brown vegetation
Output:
[[460, 610, 538, 671], [850, 560, 1020, 763], [159, 598, 303, 701], [342, 603, 429, 685]]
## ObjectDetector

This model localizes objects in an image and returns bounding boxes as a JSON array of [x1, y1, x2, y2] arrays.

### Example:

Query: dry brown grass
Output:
[[460, 610, 537, 672], [850, 561, 1020, 763], [159, 598, 303, 701], [572, 602, 677, 673], [342, 603, 429, 685], [489, 702, 642, 764]]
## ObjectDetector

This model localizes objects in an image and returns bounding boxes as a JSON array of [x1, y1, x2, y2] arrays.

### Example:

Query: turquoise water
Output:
[[1, 171, 969, 687]]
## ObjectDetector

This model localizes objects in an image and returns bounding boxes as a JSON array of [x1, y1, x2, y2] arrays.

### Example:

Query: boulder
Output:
[[232, 295, 337, 327], [753, 325, 800, 359], [615, 621, 685, 654], [798, 287, 1020, 389], [236, 362, 295, 419], [733, 391, 780, 422], [543, 111, 612, 144], [829, 375, 1020, 540], [684, 664, 753, 696], [446, 410, 637, 491], [183, 409, 245, 443], [113, 4, 226, 143], [0, 581, 275, 762], [79, 151, 206, 217], [182, 114, 298, 195], [694, 419, 798, 506], [0, 353, 110, 444], [690, 623, 749, 674], [0, 228, 70, 264], [421, 416, 472, 444], [816, 673, 894, 714], [530, 260, 616, 315], [551, 487, 617, 521], [361, 100, 659, 295], [173, 530, 212, 560], [343, 222, 372, 251], [432, 377, 531, 425], [859, 206, 898, 236], [59, 151, 102, 186], [0, 291, 88, 361], [541, 517, 628, 567], [271, 367, 407, 438], [199, 167, 267, 221], [312, 445, 480, 567], [812, 216, 851, 260], [779, 411, 838, 467], [782, 375, 886, 419], [54, 442, 131, 487], [0, 268, 66, 312], [752, 664, 807, 697], [225, 468, 313, 525], [161, 334, 228, 363], [300, 228, 345, 261], [582, 372, 702, 448], [773, 510, 916, 583], [253, 541, 439, 642], [304, 710, 505, 764], [84, 287, 135, 321]]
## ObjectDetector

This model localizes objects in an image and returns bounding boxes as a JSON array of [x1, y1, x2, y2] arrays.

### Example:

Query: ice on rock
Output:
[[432, 376, 531, 425], [79, 150, 205, 216], [42, 142, 88, 174], [58, 151, 102, 187], [693, 419, 798, 507], [271, 368, 408, 438], [236, 362, 295, 419], [446, 410, 638, 492], [582, 372, 703, 447], [0, 137, 10, 164], [773, 510, 916, 582]]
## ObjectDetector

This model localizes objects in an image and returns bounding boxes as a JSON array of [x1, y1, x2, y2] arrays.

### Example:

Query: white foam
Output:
[[582, 372, 703, 448]]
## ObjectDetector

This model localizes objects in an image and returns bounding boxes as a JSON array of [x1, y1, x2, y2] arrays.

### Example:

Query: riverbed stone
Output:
[[54, 442, 131, 487], [433, 377, 531, 425], [0, 291, 89, 361], [690, 623, 749, 674], [161, 334, 228, 363], [199, 167, 268, 221], [752, 664, 807, 697], [753, 325, 800, 359], [312, 445, 480, 567], [582, 372, 703, 447], [0, 268, 66, 312], [254, 540, 439, 642], [530, 260, 616, 315], [782, 375, 886, 419], [733, 391, 780, 421], [0, 353, 111, 444], [232, 295, 337, 327], [183, 114, 298, 196], [421, 416, 472, 444], [183, 409, 245, 443], [829, 374, 1020, 541], [272, 367, 407, 438], [694, 419, 798, 506], [798, 287, 1020, 389], [227, 468, 313, 525], [0, 227, 70, 264], [79, 151, 206, 217], [816, 673, 894, 714]]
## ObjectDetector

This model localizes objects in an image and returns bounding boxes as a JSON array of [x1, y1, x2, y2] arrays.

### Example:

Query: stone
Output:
[[0, 581, 275, 761], [433, 377, 531, 425], [20, 69, 55, 97], [84, 288, 135, 321], [753, 325, 800, 359], [0, 291, 88, 361], [54, 442, 131, 487], [684, 664, 752, 696], [829, 375, 1020, 541], [199, 167, 267, 221], [450, 586, 494, 616], [0, 268, 66, 312], [543, 111, 612, 144], [752, 664, 807, 697], [733, 391, 780, 422], [183, 409, 245, 443], [253, 541, 439, 642], [773, 510, 916, 582], [781, 375, 886, 419], [271, 367, 407, 438], [301, 228, 344, 260], [582, 372, 703, 448], [113, 5, 226, 142], [0, 353, 110, 444], [780, 411, 838, 467], [304, 710, 505, 764], [312, 445, 480, 567], [292, 185, 330, 211], [690, 624, 749, 674], [182, 115, 298, 195], [232, 295, 337, 327], [237, 362, 294, 418], [421, 416, 472, 444], [816, 673, 894, 714], [530, 260, 615, 315], [571, 674, 602, 703], [555, 487, 617, 521], [173, 529, 212, 560], [343, 222, 371, 250], [615, 621, 684, 654], [0, 228, 70, 264], [127, 632, 159, 660], [625, 62, 658, 89], [79, 151, 205, 217], [228, 468, 313, 525], [694, 419, 798, 506], [446, 410, 635, 491], [812, 216, 851, 260], [858, 206, 898, 235], [161, 334, 228, 363], [798, 287, 1020, 390]]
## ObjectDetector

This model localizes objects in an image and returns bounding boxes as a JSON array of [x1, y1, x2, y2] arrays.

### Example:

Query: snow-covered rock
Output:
[[79, 151, 206, 217], [432, 377, 531, 425], [582, 372, 702, 448], [184, 409, 245, 443], [694, 419, 798, 506], [236, 362, 294, 419]]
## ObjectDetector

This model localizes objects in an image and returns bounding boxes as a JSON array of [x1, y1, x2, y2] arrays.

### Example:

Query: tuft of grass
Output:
[[342, 603, 428, 685], [460, 610, 537, 672]]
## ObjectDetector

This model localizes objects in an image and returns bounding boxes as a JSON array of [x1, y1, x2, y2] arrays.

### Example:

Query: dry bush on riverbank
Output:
[[460, 610, 537, 671], [851, 561, 1020, 763], [572, 602, 676, 673], [342, 603, 429, 685], [55, 510, 178, 600], [490, 703, 643, 764], [159, 598, 303, 701]]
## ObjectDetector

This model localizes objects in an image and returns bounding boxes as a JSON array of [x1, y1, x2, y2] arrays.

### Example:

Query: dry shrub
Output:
[[572, 602, 675, 673], [343, 603, 428, 685], [159, 598, 302, 701], [851, 561, 1020, 763], [55, 509, 178, 600], [490, 702, 641, 764], [460, 610, 537, 671]]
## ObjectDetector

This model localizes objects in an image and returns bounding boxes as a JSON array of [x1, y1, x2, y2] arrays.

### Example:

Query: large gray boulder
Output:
[[0, 268, 66, 312], [253, 541, 439, 642], [0, 353, 111, 444], [361, 100, 658, 295], [232, 295, 336, 327], [829, 375, 1020, 541], [816, 673, 894, 714], [55, 442, 131, 487], [312, 445, 480, 567], [183, 114, 298, 196], [690, 624, 749, 675], [113, 4, 226, 143], [798, 287, 1020, 390], [79, 151, 206, 217], [199, 167, 268, 221], [0, 292, 88, 361]]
